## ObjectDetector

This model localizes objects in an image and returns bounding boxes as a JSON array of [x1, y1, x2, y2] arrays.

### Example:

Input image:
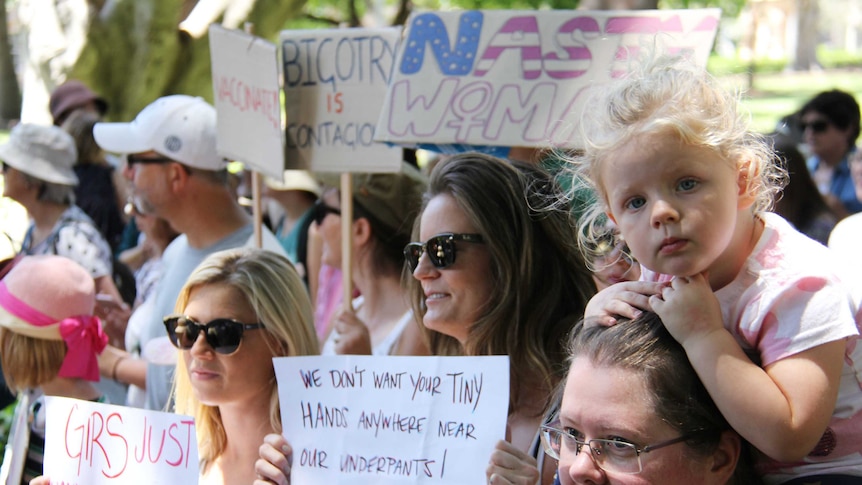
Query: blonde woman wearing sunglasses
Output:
[[31, 248, 318, 485], [171, 247, 318, 484]]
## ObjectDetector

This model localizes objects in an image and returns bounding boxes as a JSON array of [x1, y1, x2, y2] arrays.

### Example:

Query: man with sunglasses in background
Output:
[[800, 89, 862, 216], [91, 95, 285, 411]]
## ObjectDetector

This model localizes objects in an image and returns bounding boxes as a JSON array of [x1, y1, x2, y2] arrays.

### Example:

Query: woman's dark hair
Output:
[[408, 153, 596, 415], [567, 312, 762, 485], [771, 134, 838, 244], [801, 89, 861, 149]]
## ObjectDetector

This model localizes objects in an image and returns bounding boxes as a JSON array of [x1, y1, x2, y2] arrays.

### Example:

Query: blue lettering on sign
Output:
[[400, 11, 483, 75]]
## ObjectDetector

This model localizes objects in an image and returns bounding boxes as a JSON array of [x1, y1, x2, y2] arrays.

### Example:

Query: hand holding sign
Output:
[[254, 433, 293, 485], [331, 307, 373, 355], [486, 439, 541, 485]]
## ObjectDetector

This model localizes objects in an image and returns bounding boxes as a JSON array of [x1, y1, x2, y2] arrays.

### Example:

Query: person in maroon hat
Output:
[[48, 80, 108, 126]]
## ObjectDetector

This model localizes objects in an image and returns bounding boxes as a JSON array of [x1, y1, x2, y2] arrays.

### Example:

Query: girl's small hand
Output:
[[584, 281, 665, 326], [486, 439, 540, 485], [332, 309, 372, 355], [255, 433, 292, 485], [28, 476, 50, 485], [649, 273, 723, 344]]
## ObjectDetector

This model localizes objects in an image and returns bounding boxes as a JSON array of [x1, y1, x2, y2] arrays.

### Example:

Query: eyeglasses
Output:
[[311, 200, 341, 226], [800, 120, 830, 134], [126, 154, 174, 166], [163, 315, 263, 355], [540, 424, 707, 475], [404, 233, 485, 272]]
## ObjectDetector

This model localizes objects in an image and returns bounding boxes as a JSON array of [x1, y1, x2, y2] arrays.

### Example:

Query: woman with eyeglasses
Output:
[[799, 89, 862, 216], [312, 163, 429, 357], [404, 153, 596, 485], [169, 247, 318, 484], [545, 311, 761, 485]]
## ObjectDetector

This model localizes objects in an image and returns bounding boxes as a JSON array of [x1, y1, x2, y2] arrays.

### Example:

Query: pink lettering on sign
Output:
[[215, 75, 280, 131], [62, 403, 195, 479]]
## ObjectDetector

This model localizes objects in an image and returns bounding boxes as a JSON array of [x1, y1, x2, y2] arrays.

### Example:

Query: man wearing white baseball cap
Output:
[[93, 95, 285, 411]]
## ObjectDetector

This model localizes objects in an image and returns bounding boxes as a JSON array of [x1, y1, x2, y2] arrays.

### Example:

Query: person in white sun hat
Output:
[[0, 124, 126, 405], [92, 95, 286, 412]]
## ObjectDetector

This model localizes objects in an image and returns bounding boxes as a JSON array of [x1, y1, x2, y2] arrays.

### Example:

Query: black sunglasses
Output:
[[800, 120, 830, 134], [404, 233, 484, 272], [127, 154, 174, 166], [311, 200, 341, 226], [163, 315, 263, 355]]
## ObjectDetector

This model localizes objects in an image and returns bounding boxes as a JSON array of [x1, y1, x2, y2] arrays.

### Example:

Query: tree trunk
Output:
[[0, 1, 22, 126], [792, 0, 820, 70], [14, 0, 306, 122]]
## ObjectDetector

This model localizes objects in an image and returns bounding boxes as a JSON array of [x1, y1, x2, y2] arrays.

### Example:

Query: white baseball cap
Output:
[[93, 95, 226, 171], [0, 124, 78, 185]]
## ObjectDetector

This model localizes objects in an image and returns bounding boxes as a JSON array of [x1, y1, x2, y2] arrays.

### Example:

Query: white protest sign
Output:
[[281, 28, 404, 173], [376, 8, 721, 149], [274, 355, 509, 484], [209, 24, 284, 180], [43, 396, 198, 484]]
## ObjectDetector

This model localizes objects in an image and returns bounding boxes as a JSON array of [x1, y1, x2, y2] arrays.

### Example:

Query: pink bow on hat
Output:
[[58, 315, 108, 382]]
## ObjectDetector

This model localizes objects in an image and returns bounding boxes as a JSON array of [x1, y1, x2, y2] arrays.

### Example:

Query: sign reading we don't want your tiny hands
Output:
[[275, 355, 509, 485], [42, 396, 199, 484]]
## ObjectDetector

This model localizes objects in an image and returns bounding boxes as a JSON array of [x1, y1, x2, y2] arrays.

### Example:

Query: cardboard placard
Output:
[[274, 355, 509, 484], [375, 9, 720, 149], [281, 28, 404, 173], [43, 396, 199, 484], [210, 24, 284, 180]]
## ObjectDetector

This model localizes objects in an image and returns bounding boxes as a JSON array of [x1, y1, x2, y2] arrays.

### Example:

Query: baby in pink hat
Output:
[[0, 254, 108, 484]]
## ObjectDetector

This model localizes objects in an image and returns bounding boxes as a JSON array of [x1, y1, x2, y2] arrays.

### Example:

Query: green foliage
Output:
[[818, 49, 862, 69], [707, 55, 787, 77], [67, 0, 309, 121], [708, 48, 862, 78], [659, 0, 745, 17], [421, 0, 580, 9]]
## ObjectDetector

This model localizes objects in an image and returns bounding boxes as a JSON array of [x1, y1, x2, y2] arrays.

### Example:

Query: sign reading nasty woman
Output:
[[280, 28, 404, 173], [375, 8, 720, 149], [274, 355, 509, 484], [43, 396, 199, 484]]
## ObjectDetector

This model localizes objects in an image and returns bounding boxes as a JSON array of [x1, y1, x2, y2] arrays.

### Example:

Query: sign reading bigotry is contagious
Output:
[[374, 8, 721, 149], [281, 28, 404, 173], [274, 355, 509, 485]]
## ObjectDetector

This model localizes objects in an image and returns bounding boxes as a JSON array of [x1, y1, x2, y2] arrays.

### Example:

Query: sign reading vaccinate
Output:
[[209, 24, 284, 180], [274, 355, 508, 484], [375, 9, 720, 149], [43, 396, 199, 484], [280, 28, 404, 173]]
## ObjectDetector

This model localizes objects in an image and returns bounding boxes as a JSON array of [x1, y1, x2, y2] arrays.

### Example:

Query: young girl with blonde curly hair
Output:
[[573, 55, 862, 484]]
